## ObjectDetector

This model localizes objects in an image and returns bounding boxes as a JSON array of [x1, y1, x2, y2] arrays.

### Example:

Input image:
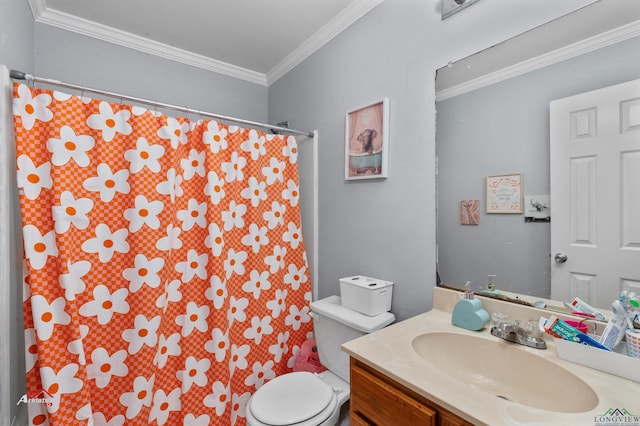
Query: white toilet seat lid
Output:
[[250, 372, 334, 425]]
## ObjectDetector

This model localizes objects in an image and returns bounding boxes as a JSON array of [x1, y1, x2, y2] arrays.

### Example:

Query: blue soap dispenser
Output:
[[452, 282, 490, 331]]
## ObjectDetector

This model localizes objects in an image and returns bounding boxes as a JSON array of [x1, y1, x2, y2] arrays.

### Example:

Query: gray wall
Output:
[[437, 36, 640, 297], [0, 0, 34, 72], [34, 25, 268, 122], [268, 0, 596, 321]]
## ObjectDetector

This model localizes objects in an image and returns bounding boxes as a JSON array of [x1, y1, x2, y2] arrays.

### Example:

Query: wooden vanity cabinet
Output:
[[349, 358, 473, 426]]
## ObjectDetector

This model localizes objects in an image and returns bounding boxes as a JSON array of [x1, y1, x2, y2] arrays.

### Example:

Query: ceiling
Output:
[[27, 0, 383, 86]]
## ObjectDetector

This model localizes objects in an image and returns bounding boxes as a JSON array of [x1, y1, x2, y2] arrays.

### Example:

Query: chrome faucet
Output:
[[491, 321, 547, 349]]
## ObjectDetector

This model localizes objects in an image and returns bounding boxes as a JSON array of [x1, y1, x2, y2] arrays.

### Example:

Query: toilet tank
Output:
[[310, 295, 394, 382]]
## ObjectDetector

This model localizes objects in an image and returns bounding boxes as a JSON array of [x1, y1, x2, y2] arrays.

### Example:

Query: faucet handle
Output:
[[491, 312, 509, 327], [491, 320, 547, 349], [525, 320, 544, 338]]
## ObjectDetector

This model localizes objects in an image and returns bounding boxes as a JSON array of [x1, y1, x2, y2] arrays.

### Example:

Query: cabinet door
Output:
[[440, 411, 472, 426], [351, 412, 374, 426], [350, 361, 436, 425]]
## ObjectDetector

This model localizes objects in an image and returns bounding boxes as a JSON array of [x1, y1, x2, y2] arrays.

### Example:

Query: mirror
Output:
[[436, 0, 640, 311]]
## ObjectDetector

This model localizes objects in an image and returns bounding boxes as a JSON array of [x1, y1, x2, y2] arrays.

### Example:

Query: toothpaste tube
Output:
[[543, 315, 611, 351], [564, 297, 608, 321], [598, 309, 626, 350]]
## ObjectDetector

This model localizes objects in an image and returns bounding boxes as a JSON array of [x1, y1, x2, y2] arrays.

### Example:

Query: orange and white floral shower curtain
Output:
[[13, 82, 313, 426]]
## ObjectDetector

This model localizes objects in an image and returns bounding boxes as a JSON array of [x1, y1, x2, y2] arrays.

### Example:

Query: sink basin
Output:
[[411, 332, 598, 413]]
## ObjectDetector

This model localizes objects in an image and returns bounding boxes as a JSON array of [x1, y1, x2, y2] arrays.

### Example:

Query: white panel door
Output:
[[550, 78, 640, 308]]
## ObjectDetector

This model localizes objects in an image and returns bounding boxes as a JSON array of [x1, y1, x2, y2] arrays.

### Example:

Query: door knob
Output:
[[554, 253, 568, 263]]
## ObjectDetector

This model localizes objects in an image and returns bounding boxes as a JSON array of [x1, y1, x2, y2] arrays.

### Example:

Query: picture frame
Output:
[[345, 98, 389, 180], [524, 194, 551, 222], [486, 173, 523, 214], [460, 200, 480, 225]]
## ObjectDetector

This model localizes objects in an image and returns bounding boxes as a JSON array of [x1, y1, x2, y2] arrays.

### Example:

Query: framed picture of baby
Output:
[[345, 98, 389, 180]]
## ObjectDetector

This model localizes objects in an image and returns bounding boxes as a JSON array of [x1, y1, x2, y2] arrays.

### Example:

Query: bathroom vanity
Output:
[[342, 287, 640, 425], [350, 357, 471, 425]]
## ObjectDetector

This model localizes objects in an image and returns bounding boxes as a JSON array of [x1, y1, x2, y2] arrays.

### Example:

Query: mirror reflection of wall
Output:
[[436, 31, 640, 300]]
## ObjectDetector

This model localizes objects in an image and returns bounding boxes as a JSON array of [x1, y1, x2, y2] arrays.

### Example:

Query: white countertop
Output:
[[342, 288, 640, 425]]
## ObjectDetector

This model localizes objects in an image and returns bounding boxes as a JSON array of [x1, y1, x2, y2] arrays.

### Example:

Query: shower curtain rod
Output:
[[9, 70, 314, 138]]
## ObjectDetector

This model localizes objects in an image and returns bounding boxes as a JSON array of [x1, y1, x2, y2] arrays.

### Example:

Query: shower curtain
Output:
[[13, 82, 313, 426]]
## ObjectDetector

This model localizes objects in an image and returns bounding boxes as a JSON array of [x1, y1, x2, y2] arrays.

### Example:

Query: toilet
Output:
[[246, 295, 395, 426]]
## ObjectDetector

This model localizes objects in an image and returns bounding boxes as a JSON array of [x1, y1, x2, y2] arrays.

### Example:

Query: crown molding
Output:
[[27, 0, 47, 17], [28, 0, 383, 87], [28, 0, 268, 86], [436, 19, 640, 102], [266, 0, 384, 85]]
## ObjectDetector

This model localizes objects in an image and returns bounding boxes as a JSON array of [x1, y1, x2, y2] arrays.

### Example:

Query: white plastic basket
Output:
[[339, 275, 393, 316], [554, 337, 640, 383]]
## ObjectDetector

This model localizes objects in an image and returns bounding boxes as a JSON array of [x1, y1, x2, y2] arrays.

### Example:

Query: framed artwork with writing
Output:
[[486, 173, 523, 214]]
